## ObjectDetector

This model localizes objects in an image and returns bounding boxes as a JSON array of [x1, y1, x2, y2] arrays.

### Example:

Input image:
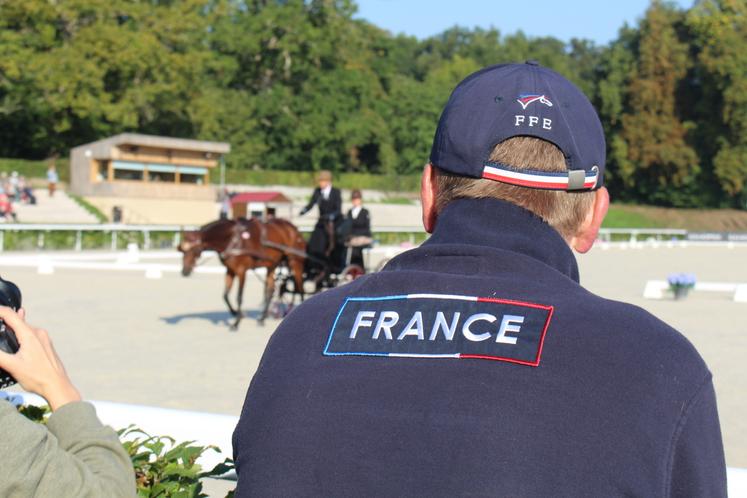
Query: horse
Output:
[[178, 217, 306, 330]]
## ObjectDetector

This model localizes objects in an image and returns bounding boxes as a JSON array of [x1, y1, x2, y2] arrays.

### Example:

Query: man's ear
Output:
[[571, 186, 609, 254], [421, 163, 439, 233]]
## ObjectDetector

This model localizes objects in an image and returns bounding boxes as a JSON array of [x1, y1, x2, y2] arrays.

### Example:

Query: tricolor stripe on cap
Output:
[[482, 163, 599, 191]]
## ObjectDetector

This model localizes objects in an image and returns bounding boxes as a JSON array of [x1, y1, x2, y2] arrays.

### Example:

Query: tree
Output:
[[0, 0, 220, 157], [2, 0, 743, 208], [618, 1, 700, 206], [595, 25, 638, 201], [689, 0, 747, 207]]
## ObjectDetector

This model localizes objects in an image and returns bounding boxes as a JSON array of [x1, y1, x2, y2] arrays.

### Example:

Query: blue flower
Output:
[[668, 273, 697, 288]]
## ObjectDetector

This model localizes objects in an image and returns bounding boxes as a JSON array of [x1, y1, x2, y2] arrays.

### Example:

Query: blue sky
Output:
[[354, 0, 694, 45]]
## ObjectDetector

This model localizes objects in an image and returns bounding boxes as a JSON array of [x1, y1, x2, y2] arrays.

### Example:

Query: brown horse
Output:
[[178, 218, 306, 329]]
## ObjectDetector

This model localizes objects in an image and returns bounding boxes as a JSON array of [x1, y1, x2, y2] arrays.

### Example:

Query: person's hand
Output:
[[0, 307, 81, 411]]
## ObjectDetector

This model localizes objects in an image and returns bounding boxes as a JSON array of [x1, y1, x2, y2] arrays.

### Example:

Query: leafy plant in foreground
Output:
[[120, 426, 235, 498]]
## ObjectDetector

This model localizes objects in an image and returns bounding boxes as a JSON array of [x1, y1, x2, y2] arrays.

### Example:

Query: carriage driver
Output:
[[232, 62, 726, 496], [299, 170, 342, 272]]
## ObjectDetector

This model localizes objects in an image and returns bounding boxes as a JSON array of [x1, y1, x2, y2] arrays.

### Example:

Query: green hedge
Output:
[[0, 229, 177, 251], [0, 228, 428, 251], [220, 169, 420, 192], [0, 157, 419, 192]]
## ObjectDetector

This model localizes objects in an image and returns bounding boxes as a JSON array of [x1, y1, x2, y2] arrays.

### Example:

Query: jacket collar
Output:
[[420, 198, 580, 282]]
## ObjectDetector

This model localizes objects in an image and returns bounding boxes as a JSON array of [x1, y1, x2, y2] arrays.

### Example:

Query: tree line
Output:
[[0, 0, 745, 208]]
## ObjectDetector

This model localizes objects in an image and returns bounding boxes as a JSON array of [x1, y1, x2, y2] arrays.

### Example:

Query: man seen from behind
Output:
[[233, 61, 726, 497]]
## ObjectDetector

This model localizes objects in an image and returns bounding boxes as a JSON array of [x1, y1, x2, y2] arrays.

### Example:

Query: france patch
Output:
[[323, 293, 554, 367]]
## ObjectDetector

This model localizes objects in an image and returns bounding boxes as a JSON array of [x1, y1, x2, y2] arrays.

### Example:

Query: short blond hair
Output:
[[434, 137, 594, 239]]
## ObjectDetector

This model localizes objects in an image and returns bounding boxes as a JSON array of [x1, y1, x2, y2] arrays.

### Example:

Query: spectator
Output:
[[231, 62, 726, 497], [8, 171, 19, 202], [219, 188, 231, 220], [18, 176, 36, 205], [0, 189, 17, 222], [0, 306, 136, 496], [47, 164, 59, 197]]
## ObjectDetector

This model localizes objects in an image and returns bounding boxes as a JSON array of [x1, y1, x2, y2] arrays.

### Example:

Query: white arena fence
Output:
[[0, 223, 745, 252]]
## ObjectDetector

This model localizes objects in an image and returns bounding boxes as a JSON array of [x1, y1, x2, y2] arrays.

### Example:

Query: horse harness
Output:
[[219, 222, 312, 263]]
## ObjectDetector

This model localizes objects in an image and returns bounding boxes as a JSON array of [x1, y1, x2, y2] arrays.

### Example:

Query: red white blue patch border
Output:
[[323, 293, 554, 367]]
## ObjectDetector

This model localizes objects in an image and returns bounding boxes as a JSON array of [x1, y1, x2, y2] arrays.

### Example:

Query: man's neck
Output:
[[423, 198, 580, 282]]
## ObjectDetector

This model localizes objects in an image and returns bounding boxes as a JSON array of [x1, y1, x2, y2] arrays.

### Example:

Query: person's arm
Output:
[[299, 188, 320, 216], [0, 307, 136, 497], [667, 375, 727, 497], [0, 399, 136, 497]]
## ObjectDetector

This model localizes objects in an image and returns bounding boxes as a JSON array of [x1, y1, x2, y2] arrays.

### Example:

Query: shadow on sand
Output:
[[160, 309, 262, 327]]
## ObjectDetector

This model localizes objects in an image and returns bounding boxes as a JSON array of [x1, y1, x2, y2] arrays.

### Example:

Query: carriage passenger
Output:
[[345, 189, 372, 271], [299, 170, 342, 274]]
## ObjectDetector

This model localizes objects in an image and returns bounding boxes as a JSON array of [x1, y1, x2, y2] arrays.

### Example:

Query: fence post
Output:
[[173, 231, 180, 248], [111, 230, 117, 251], [37, 232, 45, 249], [0, 231, 4, 252], [143, 230, 151, 250], [75, 230, 82, 251]]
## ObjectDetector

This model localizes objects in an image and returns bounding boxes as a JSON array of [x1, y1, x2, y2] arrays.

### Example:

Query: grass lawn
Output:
[[0, 157, 69, 182], [603, 206, 663, 228]]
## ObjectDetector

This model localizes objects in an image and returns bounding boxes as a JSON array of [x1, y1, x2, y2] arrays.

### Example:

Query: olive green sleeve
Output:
[[0, 399, 136, 497]]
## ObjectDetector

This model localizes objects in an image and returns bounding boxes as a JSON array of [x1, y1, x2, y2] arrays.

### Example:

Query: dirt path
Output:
[[617, 204, 747, 231]]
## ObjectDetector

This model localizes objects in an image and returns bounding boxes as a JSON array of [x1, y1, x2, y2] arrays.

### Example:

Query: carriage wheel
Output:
[[270, 264, 297, 319], [339, 264, 365, 283]]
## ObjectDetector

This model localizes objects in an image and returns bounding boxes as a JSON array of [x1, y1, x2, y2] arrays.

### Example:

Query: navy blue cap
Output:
[[429, 61, 606, 190]]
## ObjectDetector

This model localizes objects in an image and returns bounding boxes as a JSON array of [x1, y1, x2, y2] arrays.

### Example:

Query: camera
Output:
[[0, 276, 21, 389]]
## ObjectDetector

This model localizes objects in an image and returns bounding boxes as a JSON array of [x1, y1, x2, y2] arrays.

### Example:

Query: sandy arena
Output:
[[1, 242, 745, 471]]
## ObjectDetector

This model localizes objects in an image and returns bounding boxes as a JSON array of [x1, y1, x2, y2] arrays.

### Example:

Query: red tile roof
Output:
[[230, 191, 292, 204]]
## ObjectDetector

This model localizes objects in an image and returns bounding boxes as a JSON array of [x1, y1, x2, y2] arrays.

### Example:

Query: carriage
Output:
[[178, 217, 373, 330]]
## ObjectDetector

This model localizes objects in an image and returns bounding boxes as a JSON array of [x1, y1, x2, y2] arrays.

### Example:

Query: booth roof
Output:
[[230, 191, 292, 204]]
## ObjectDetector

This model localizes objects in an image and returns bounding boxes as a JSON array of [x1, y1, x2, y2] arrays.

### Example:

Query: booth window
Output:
[[108, 161, 209, 185], [149, 171, 176, 182], [96, 160, 109, 181], [178, 166, 207, 184], [147, 164, 177, 182], [112, 161, 144, 181]]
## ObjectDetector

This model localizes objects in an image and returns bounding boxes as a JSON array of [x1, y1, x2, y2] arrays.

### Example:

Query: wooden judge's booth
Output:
[[230, 192, 293, 220], [69, 133, 230, 200]]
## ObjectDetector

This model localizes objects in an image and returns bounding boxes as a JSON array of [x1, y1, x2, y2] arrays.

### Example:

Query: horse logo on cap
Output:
[[517, 94, 553, 110]]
